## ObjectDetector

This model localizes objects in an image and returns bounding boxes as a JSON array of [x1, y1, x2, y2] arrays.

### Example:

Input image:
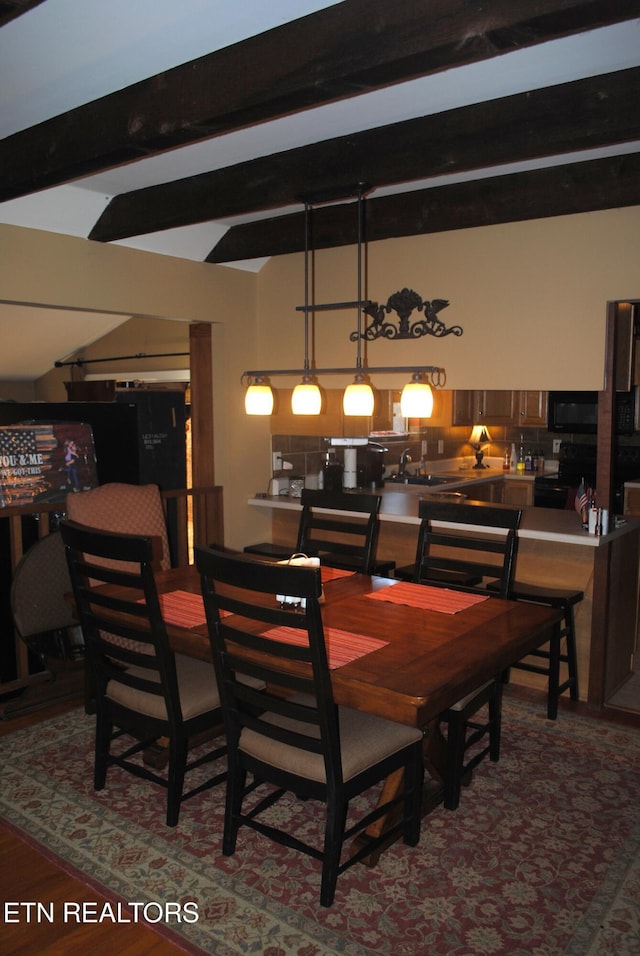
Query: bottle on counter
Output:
[[511, 443, 517, 472], [516, 438, 525, 474], [525, 447, 533, 472], [503, 448, 510, 470], [537, 449, 545, 473]]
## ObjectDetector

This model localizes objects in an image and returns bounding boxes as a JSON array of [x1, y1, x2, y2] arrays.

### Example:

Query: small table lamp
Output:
[[469, 425, 492, 469]]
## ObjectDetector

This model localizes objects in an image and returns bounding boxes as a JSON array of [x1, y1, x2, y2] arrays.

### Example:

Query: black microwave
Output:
[[547, 390, 635, 435]]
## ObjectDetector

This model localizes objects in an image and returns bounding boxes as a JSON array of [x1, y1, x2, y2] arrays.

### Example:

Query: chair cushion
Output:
[[487, 579, 583, 606], [239, 701, 422, 783], [106, 653, 221, 720]]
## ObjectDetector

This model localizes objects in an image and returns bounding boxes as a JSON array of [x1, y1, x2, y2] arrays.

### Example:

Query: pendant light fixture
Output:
[[400, 371, 434, 418], [242, 183, 460, 415], [244, 375, 274, 415], [291, 202, 322, 415], [343, 185, 375, 417]]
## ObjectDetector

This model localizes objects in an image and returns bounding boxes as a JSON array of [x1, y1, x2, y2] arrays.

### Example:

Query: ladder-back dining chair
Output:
[[60, 519, 228, 827], [414, 498, 523, 810], [296, 489, 395, 575], [245, 489, 395, 576], [196, 546, 423, 907], [486, 579, 581, 719]]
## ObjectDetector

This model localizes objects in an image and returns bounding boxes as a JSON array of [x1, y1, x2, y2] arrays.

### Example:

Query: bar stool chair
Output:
[[487, 579, 581, 719], [245, 489, 395, 576], [414, 498, 523, 810]]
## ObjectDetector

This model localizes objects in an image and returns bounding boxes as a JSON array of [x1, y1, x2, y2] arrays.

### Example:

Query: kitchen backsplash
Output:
[[270, 422, 558, 485]]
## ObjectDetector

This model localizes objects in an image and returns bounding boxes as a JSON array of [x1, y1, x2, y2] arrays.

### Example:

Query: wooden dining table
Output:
[[86, 561, 562, 861], [154, 563, 561, 730]]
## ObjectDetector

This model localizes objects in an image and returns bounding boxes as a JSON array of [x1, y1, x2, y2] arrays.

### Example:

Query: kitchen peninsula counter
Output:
[[248, 485, 640, 708], [249, 482, 634, 547]]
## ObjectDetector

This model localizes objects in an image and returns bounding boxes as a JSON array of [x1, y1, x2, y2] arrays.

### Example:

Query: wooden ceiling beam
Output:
[[207, 152, 640, 262], [0, 0, 45, 29], [90, 67, 640, 242], [1, 0, 638, 202]]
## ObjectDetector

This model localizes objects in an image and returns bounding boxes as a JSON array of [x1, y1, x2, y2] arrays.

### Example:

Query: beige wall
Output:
[[256, 206, 640, 393], [0, 380, 35, 402], [35, 316, 192, 402], [0, 223, 267, 549], [2, 207, 640, 551]]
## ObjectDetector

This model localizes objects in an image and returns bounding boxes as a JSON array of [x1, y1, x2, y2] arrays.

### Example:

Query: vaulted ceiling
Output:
[[1, 0, 639, 378]]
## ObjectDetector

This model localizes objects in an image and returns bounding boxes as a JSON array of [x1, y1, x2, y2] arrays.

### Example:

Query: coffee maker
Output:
[[358, 442, 388, 489], [322, 450, 344, 492]]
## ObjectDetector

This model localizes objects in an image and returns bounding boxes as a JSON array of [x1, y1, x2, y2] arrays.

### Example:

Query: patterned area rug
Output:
[[1, 697, 640, 955]]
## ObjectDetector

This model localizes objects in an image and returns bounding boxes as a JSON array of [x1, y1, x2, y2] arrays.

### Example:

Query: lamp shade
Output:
[[468, 424, 492, 445], [244, 382, 274, 415], [291, 380, 322, 415], [343, 378, 374, 416], [400, 377, 433, 418]]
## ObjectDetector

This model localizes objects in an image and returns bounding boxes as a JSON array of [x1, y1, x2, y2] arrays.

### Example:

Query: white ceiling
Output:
[[1, 0, 639, 380]]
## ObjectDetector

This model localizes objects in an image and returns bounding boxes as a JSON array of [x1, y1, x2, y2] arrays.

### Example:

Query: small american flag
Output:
[[575, 480, 589, 516]]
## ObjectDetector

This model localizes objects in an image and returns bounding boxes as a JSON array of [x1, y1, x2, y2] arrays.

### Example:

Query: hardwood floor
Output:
[[0, 696, 188, 956]]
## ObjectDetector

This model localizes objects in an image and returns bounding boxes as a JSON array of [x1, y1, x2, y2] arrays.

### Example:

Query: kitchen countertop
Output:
[[383, 466, 537, 487], [249, 471, 637, 547]]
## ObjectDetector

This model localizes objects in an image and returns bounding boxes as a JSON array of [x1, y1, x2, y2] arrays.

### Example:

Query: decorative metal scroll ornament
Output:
[[350, 289, 464, 342]]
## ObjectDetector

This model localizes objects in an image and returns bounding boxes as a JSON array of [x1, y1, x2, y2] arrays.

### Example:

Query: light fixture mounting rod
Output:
[[242, 365, 446, 385]]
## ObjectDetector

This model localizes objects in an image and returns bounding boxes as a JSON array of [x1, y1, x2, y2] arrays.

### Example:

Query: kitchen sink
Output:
[[384, 474, 461, 486]]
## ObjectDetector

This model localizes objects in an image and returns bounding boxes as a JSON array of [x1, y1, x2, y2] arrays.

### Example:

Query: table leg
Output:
[[351, 720, 447, 866]]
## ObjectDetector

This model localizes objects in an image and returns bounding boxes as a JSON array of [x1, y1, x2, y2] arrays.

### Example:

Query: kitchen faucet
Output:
[[398, 448, 412, 476]]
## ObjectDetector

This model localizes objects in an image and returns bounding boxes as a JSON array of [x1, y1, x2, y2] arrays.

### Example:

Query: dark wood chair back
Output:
[[196, 546, 424, 906], [414, 499, 523, 598], [295, 489, 382, 573], [60, 518, 226, 826], [197, 547, 336, 778], [61, 519, 176, 703]]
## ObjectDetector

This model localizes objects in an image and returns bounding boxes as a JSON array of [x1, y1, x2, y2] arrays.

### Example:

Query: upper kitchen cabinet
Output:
[[517, 390, 549, 426], [452, 390, 516, 426], [452, 390, 547, 427]]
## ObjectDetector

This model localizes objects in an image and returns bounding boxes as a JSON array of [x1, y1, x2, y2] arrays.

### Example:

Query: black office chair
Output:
[[196, 547, 424, 907], [60, 519, 228, 827], [413, 498, 523, 810]]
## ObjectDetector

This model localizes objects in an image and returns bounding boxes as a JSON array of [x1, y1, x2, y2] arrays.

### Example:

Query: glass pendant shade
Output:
[[244, 382, 274, 415], [343, 377, 375, 416], [400, 378, 434, 418], [291, 379, 322, 415]]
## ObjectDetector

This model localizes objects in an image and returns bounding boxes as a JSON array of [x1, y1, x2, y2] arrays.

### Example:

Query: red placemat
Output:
[[156, 590, 207, 627], [151, 590, 231, 627], [366, 581, 489, 614], [260, 625, 388, 669], [321, 566, 356, 583]]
